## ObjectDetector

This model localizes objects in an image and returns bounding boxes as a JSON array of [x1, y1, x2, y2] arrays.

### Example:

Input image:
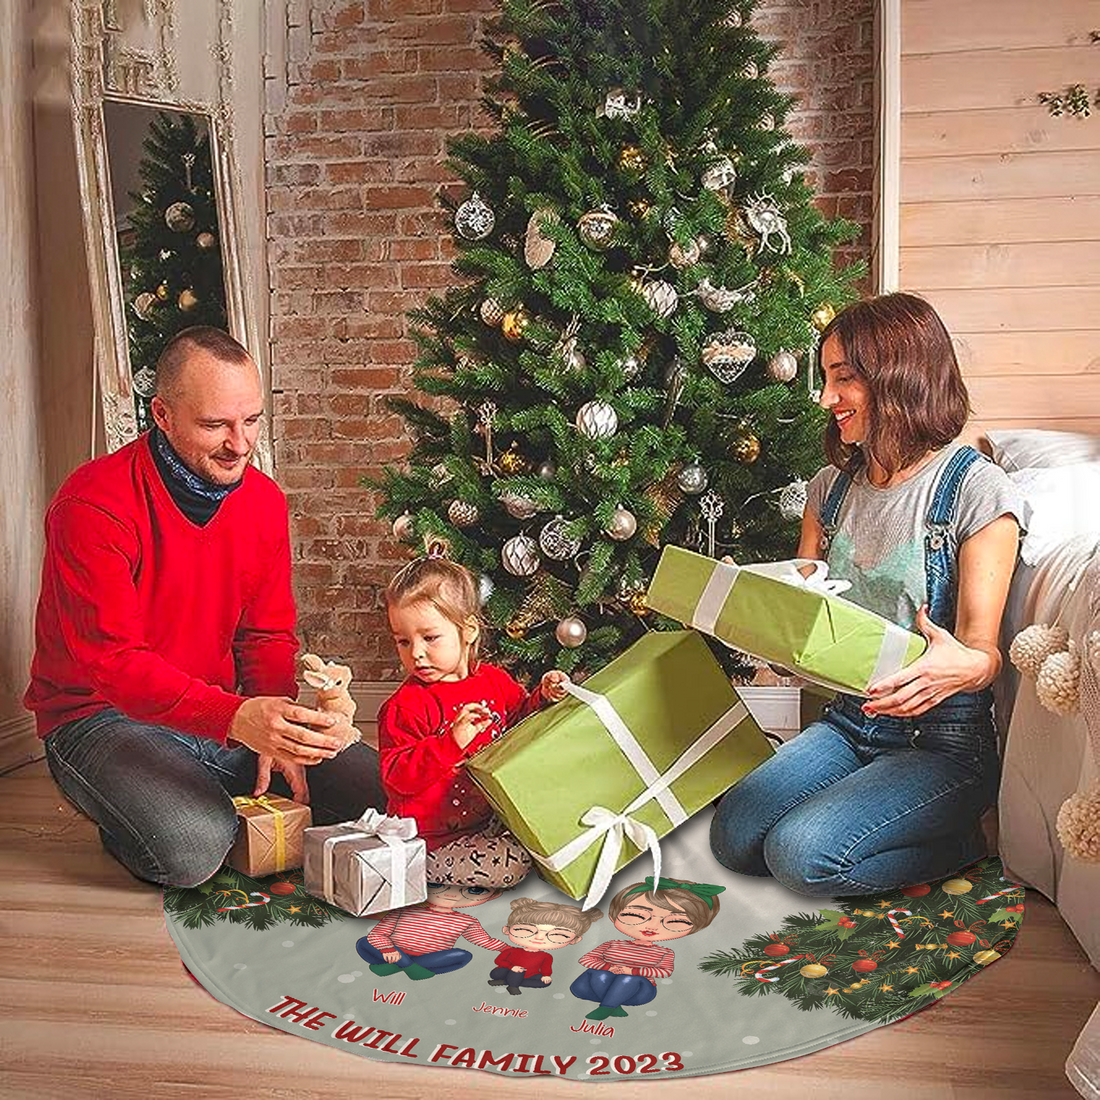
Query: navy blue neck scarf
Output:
[[150, 426, 242, 526]]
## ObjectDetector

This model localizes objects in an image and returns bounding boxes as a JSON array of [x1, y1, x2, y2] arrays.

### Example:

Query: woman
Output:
[[710, 292, 1025, 896]]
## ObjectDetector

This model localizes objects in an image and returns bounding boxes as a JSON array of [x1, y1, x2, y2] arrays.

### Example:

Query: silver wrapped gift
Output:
[[303, 808, 427, 917]]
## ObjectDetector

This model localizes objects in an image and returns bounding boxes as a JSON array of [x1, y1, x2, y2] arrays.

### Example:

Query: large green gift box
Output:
[[648, 546, 927, 697], [466, 630, 773, 903]]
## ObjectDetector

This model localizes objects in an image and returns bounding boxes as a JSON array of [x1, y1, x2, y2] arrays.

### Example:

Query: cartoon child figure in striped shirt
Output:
[[570, 877, 724, 1021], [355, 882, 506, 981]]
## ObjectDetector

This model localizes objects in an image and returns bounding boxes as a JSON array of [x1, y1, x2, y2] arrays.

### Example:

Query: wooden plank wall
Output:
[[898, 0, 1100, 438]]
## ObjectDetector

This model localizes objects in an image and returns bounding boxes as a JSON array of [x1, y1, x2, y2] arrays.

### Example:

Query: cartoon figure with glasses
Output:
[[570, 877, 724, 1021], [487, 898, 603, 997], [355, 882, 506, 981]]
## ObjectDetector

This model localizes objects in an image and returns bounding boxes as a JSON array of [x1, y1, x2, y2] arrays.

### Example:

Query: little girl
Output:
[[378, 548, 569, 889]]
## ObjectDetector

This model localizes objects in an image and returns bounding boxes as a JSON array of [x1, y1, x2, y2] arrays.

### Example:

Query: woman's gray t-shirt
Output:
[[805, 443, 1025, 630]]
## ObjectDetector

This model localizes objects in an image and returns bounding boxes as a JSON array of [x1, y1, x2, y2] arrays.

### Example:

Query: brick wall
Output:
[[265, 0, 874, 682]]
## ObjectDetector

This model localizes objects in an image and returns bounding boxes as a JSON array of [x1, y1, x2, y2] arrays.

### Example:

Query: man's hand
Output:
[[229, 696, 344, 768], [451, 702, 493, 749], [254, 754, 310, 804], [540, 669, 571, 703]]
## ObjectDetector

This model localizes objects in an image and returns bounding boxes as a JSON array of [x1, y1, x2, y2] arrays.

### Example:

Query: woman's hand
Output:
[[541, 669, 572, 703], [451, 702, 494, 749], [862, 605, 994, 718]]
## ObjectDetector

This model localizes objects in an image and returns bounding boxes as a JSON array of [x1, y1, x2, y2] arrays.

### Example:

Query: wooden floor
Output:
[[2, 758, 1098, 1100]]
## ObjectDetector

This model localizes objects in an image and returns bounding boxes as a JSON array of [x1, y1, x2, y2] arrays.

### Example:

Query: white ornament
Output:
[[702, 329, 758, 383], [133, 292, 157, 321], [447, 500, 479, 527], [501, 491, 538, 520], [539, 516, 581, 560], [578, 207, 619, 250], [599, 87, 643, 119], [536, 460, 557, 481], [767, 349, 799, 383], [131, 367, 158, 398], [668, 238, 702, 269], [778, 479, 808, 520], [677, 463, 708, 495], [524, 208, 559, 268], [502, 534, 540, 576], [480, 298, 505, 326], [575, 400, 618, 440], [701, 156, 738, 197], [455, 191, 495, 240], [695, 276, 757, 313], [555, 616, 588, 648], [744, 191, 792, 254], [1009, 623, 1070, 679], [640, 279, 679, 319], [477, 574, 494, 605], [606, 507, 637, 541], [392, 514, 414, 541]]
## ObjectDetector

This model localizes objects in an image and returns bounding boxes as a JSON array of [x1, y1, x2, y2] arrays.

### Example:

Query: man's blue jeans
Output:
[[710, 692, 1000, 896], [44, 708, 384, 888]]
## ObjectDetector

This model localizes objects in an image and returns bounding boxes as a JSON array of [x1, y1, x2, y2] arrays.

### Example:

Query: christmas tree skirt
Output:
[[164, 810, 1024, 1082]]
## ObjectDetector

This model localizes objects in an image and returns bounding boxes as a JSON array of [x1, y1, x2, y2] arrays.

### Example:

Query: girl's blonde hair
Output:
[[505, 897, 603, 936], [384, 552, 484, 671]]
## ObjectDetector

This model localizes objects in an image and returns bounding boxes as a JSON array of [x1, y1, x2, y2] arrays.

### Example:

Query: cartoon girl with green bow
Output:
[[569, 877, 724, 1021]]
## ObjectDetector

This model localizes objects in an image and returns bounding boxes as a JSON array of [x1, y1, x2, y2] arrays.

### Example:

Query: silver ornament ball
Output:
[[536, 460, 557, 481], [778, 479, 808, 521], [501, 491, 538, 520], [131, 366, 158, 398], [555, 616, 588, 648], [677, 463, 709, 495], [454, 191, 496, 241], [392, 513, 414, 541], [165, 201, 195, 232], [606, 506, 637, 541], [539, 516, 581, 561]]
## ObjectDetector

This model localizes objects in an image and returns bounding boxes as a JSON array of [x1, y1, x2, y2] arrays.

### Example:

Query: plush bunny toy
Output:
[[302, 653, 360, 748]]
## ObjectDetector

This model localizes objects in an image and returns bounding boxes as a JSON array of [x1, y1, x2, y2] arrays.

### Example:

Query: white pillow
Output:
[[986, 428, 1100, 472], [1009, 462, 1100, 565]]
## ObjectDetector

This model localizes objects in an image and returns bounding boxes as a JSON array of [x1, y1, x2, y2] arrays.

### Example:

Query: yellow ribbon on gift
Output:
[[233, 795, 288, 872]]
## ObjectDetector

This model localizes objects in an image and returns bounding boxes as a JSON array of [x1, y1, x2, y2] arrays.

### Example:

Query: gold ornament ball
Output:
[[498, 442, 530, 475], [941, 878, 974, 896], [178, 288, 199, 312], [501, 307, 530, 342], [811, 303, 837, 332], [196, 231, 217, 250], [973, 950, 1001, 966], [156, 282, 170, 301], [505, 620, 527, 640], [619, 144, 646, 172], [732, 429, 761, 465], [800, 964, 828, 978], [629, 590, 650, 616], [628, 198, 653, 220]]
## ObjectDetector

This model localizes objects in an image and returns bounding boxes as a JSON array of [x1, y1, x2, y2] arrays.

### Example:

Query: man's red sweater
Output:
[[378, 665, 542, 848], [24, 434, 298, 742]]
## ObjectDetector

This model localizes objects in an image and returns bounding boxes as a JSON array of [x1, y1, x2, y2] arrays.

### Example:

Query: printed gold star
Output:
[[887, 941, 900, 949], [947, 951, 960, 959], [904, 966, 920, 974], [288, 906, 301, 913], [1002, 920, 1015, 927], [825, 986, 840, 996], [881, 984, 894, 991], [878, 901, 891, 908], [940, 910, 954, 918]]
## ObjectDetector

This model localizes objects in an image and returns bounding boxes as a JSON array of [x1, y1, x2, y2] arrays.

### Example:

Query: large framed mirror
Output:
[[71, 0, 271, 470]]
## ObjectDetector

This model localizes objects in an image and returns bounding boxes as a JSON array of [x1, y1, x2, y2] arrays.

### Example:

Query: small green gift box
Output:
[[648, 546, 927, 697], [467, 630, 773, 904]]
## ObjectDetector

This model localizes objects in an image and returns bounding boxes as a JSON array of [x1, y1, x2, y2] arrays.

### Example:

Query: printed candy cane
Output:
[[217, 892, 270, 912], [754, 954, 807, 982], [885, 908, 912, 938], [976, 889, 1023, 904]]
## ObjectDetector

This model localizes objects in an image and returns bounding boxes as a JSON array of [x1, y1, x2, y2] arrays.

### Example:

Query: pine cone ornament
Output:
[[1035, 642, 1080, 716], [1056, 785, 1100, 862], [1009, 623, 1069, 678]]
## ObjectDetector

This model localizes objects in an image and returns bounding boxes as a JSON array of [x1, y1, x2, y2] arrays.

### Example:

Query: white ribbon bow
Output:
[[322, 807, 418, 911], [742, 557, 852, 596], [577, 807, 662, 912]]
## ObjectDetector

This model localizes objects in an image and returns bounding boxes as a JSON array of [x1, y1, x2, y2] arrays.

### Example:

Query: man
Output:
[[25, 327, 383, 886]]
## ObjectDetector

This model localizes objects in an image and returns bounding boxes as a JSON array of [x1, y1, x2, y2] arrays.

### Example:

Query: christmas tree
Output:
[[120, 111, 228, 430], [164, 867, 348, 932], [373, 0, 862, 680], [698, 857, 1025, 1024]]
